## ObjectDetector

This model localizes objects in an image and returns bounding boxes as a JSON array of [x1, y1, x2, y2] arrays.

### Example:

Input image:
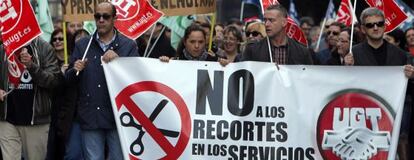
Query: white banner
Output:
[[103, 58, 407, 160]]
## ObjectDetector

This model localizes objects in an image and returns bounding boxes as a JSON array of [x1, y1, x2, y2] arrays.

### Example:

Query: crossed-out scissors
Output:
[[120, 99, 180, 156]]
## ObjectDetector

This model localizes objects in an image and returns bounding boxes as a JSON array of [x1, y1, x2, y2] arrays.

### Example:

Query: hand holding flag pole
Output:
[[344, 0, 357, 66], [76, 36, 93, 76]]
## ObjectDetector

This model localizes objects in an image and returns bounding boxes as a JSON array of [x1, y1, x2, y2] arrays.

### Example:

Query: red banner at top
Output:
[[365, 0, 407, 33], [0, 0, 42, 56], [113, 0, 164, 40], [261, 0, 308, 46]]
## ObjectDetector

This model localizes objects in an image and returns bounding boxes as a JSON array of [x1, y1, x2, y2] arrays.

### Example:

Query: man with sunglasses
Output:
[[242, 4, 313, 65], [345, 8, 409, 67], [65, 2, 138, 160], [316, 22, 344, 65]]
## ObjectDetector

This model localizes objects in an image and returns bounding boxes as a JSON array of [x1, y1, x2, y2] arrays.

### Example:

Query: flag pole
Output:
[[144, 24, 156, 57], [76, 36, 93, 76], [146, 26, 166, 57], [208, 13, 216, 52], [240, 1, 245, 21], [63, 22, 68, 64], [349, 0, 357, 54], [315, 18, 327, 52]]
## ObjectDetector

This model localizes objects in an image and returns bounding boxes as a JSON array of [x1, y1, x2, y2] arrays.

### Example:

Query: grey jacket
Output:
[[0, 38, 61, 125]]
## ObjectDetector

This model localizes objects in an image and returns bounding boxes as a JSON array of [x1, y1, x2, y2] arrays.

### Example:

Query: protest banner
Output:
[[62, 0, 106, 22], [150, 0, 216, 16], [103, 58, 407, 160]]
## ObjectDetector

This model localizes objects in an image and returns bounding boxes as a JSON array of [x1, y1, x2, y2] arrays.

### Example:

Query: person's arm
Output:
[[65, 41, 84, 83], [26, 40, 61, 89], [128, 40, 140, 57]]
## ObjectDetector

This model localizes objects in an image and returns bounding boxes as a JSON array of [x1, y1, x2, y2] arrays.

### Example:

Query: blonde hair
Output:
[[246, 22, 267, 37]]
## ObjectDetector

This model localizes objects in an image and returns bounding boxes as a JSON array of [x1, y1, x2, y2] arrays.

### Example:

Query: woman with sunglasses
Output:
[[245, 21, 266, 42], [47, 28, 88, 160], [49, 29, 66, 73]]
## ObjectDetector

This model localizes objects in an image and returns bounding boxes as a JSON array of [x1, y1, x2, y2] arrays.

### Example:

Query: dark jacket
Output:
[[65, 31, 139, 129], [352, 40, 409, 66], [0, 38, 61, 125], [326, 50, 346, 65], [242, 38, 313, 64]]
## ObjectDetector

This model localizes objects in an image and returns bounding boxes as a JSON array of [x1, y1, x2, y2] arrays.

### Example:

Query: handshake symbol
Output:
[[322, 127, 390, 160]]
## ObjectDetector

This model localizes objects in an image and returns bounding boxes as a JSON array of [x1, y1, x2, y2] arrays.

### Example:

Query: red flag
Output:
[[365, 0, 408, 33], [336, 0, 354, 26], [7, 52, 25, 87], [112, 0, 164, 39], [261, 0, 308, 46], [0, 0, 42, 57]]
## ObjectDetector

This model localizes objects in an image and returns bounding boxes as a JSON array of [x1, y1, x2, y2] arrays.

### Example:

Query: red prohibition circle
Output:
[[115, 81, 191, 160]]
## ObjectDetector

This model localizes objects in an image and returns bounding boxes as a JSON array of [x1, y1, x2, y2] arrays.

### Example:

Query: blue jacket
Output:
[[66, 31, 139, 129]]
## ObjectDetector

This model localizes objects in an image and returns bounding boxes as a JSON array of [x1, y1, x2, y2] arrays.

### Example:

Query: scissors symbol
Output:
[[120, 99, 180, 156]]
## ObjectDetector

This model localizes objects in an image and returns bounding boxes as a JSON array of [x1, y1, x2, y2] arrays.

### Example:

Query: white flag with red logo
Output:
[[365, 0, 408, 33], [0, 0, 42, 56], [112, 0, 164, 40], [336, 0, 355, 26], [260, 0, 308, 46], [7, 52, 25, 87]]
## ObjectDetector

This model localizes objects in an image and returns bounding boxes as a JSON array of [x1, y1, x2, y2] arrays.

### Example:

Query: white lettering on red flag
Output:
[[336, 0, 353, 26], [365, 0, 408, 33], [112, 0, 164, 40], [0, 0, 42, 56], [261, 0, 308, 46]]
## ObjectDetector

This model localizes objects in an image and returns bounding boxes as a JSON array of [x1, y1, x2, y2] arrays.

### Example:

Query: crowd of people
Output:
[[0, 1, 414, 160]]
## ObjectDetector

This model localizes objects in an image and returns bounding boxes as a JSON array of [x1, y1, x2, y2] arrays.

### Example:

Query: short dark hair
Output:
[[199, 23, 211, 30], [266, 4, 288, 18], [300, 17, 314, 26], [50, 28, 63, 45], [329, 22, 346, 30]]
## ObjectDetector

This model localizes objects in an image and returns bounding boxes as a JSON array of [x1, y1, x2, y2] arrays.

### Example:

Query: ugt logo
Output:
[[112, 0, 139, 20], [317, 90, 394, 160]]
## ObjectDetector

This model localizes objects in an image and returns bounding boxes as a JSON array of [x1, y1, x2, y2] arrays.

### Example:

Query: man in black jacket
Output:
[[242, 4, 313, 65], [345, 8, 409, 66]]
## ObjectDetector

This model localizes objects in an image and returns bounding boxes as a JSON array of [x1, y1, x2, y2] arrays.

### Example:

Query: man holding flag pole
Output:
[[64, 2, 139, 159]]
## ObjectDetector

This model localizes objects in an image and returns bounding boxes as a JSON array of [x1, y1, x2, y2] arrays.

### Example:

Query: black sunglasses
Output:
[[364, 21, 385, 28], [327, 31, 340, 36], [52, 37, 64, 42], [94, 13, 112, 20], [246, 31, 261, 37]]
